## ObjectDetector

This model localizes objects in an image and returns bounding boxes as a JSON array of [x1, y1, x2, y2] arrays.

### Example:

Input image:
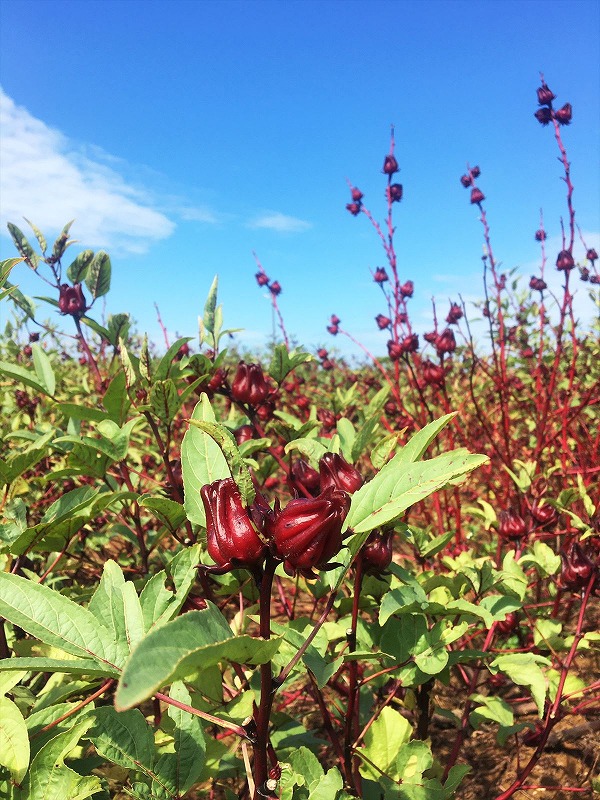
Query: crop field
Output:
[[0, 79, 598, 800]]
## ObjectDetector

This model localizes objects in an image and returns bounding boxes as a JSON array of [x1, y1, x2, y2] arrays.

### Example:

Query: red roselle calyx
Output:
[[401, 333, 419, 354], [530, 500, 557, 527], [388, 183, 403, 203], [556, 250, 575, 271], [362, 530, 394, 574], [470, 187, 485, 205], [446, 303, 463, 324], [351, 187, 363, 202], [400, 280, 414, 298], [375, 314, 391, 330], [535, 229, 547, 241], [560, 543, 597, 593], [58, 283, 87, 316], [319, 452, 363, 494], [498, 509, 528, 541], [267, 487, 350, 577], [269, 281, 282, 295], [382, 154, 399, 175], [387, 340, 403, 361], [529, 275, 547, 291], [346, 202, 361, 216], [230, 361, 271, 406], [460, 174, 473, 188], [290, 459, 321, 495], [587, 248, 598, 262], [537, 82, 556, 106], [496, 611, 519, 635], [200, 478, 268, 569], [255, 271, 269, 286], [435, 328, 456, 356], [421, 360, 445, 386], [554, 103, 572, 125], [534, 107, 552, 126], [373, 267, 389, 284]]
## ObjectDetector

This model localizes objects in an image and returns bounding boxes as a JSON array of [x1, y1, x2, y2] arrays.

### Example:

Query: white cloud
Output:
[[0, 89, 175, 254], [247, 211, 311, 233]]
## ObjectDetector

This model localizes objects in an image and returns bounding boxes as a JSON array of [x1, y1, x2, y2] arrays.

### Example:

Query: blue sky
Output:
[[1, 0, 598, 358]]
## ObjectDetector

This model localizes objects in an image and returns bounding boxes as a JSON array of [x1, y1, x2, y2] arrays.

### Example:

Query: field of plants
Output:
[[0, 78, 598, 800]]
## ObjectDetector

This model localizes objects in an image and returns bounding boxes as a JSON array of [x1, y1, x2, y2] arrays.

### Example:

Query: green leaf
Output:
[[395, 413, 456, 464], [155, 337, 194, 380], [469, 695, 514, 729], [490, 653, 551, 716], [7, 222, 39, 268], [358, 706, 412, 781], [88, 561, 143, 663], [0, 360, 52, 396], [31, 342, 56, 396], [139, 545, 201, 633], [24, 717, 101, 800], [0, 572, 121, 674], [351, 414, 380, 462], [396, 740, 433, 783], [51, 220, 76, 261], [336, 418, 356, 462], [149, 379, 180, 425], [0, 657, 117, 676], [0, 695, 30, 784], [84, 251, 111, 298], [115, 605, 281, 710], [87, 706, 155, 777], [153, 681, 206, 794], [181, 396, 232, 526], [118, 337, 137, 389], [519, 540, 561, 577], [106, 313, 130, 347], [139, 495, 186, 532], [268, 344, 312, 384], [284, 436, 328, 467], [187, 419, 255, 507], [24, 218, 47, 254], [66, 249, 94, 283], [345, 448, 488, 534], [203, 275, 218, 334]]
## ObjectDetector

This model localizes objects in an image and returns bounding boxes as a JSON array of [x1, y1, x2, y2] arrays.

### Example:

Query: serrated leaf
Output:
[[358, 706, 412, 781], [0, 657, 118, 676], [0, 360, 51, 396], [490, 653, 551, 716], [31, 342, 56, 396], [23, 218, 47, 254], [115, 605, 281, 710], [181, 396, 235, 526], [88, 561, 142, 663], [0, 695, 30, 784], [87, 706, 155, 776], [187, 419, 255, 507], [155, 337, 193, 380], [139, 334, 151, 381], [153, 681, 206, 794], [139, 495, 186, 532], [284, 437, 328, 467], [52, 220, 76, 261], [118, 338, 137, 388], [268, 344, 312, 384], [106, 313, 130, 347], [202, 275, 218, 337], [7, 222, 39, 268], [139, 545, 201, 633], [0, 572, 121, 674], [66, 249, 94, 283], [84, 251, 111, 299], [150, 379, 180, 424]]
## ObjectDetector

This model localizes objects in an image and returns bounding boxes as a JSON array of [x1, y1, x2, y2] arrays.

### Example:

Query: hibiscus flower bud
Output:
[[317, 348, 328, 359], [29, 332, 40, 342], [346, 202, 361, 216], [362, 530, 394, 573], [268, 487, 350, 577], [496, 612, 519, 635], [230, 362, 271, 406], [291, 459, 321, 494], [375, 314, 391, 329], [321, 358, 334, 371], [387, 340, 403, 361], [269, 281, 282, 296], [460, 174, 473, 188], [423, 330, 438, 344], [201, 478, 267, 569], [421, 359, 445, 386], [351, 187, 363, 202], [529, 276, 547, 291], [255, 271, 269, 287], [534, 107, 552, 126], [556, 250, 575, 271], [317, 408, 337, 431], [435, 328, 456, 356], [327, 324, 339, 336], [498, 509, 528, 541], [537, 82, 556, 106], [470, 165, 481, 178], [535, 229, 547, 242], [560, 543, 597, 592], [586, 248, 598, 262], [330, 314, 341, 325], [446, 303, 463, 324], [388, 183, 403, 203], [470, 187, 485, 205], [58, 283, 87, 316], [373, 267, 389, 284], [530, 500, 557, 527], [319, 452, 363, 494], [234, 424, 255, 445], [382, 154, 399, 175], [400, 280, 414, 298], [400, 333, 419, 354], [554, 103, 572, 125]]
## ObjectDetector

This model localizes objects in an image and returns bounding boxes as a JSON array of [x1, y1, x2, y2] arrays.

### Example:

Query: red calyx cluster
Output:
[[421, 360, 445, 386], [230, 361, 271, 406], [255, 269, 282, 296], [529, 276, 547, 292], [434, 328, 457, 357], [556, 250, 575, 272], [460, 166, 484, 205], [58, 283, 87, 316], [498, 509, 528, 541], [534, 78, 572, 127], [317, 347, 334, 371], [373, 267, 389, 284], [327, 314, 340, 336], [446, 303, 463, 324], [560, 543, 598, 593]]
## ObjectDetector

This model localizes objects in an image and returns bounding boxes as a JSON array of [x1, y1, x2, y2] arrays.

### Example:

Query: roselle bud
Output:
[[397, 312, 408, 325], [174, 342, 190, 361], [530, 500, 557, 527], [529, 275, 547, 291], [460, 174, 473, 188], [201, 478, 267, 568], [522, 720, 545, 748], [387, 340, 403, 361], [317, 408, 337, 431], [234, 424, 255, 445], [435, 328, 456, 356], [470, 166, 481, 178], [470, 187, 485, 205], [424, 330, 438, 344], [535, 229, 547, 242], [351, 187, 363, 202], [375, 314, 391, 330], [269, 281, 282, 296], [560, 543, 597, 592], [382, 154, 399, 175], [330, 314, 341, 325], [421, 359, 445, 386], [537, 82, 555, 106], [373, 267, 389, 284], [496, 612, 519, 635], [256, 271, 269, 286], [522, 347, 535, 359], [327, 324, 339, 335], [534, 107, 552, 126], [291, 459, 321, 494], [555, 103, 572, 125], [346, 202, 361, 216], [591, 275, 600, 285], [556, 250, 575, 271], [498, 509, 528, 540], [446, 303, 463, 324], [230, 362, 271, 406], [400, 333, 419, 354], [400, 280, 414, 298], [586, 248, 598, 262], [206, 367, 226, 394], [58, 283, 87, 316], [23, 345, 33, 357], [321, 358, 334, 371], [319, 452, 363, 494], [388, 183, 403, 203], [362, 530, 394, 573], [29, 332, 40, 342], [268, 486, 350, 576]]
